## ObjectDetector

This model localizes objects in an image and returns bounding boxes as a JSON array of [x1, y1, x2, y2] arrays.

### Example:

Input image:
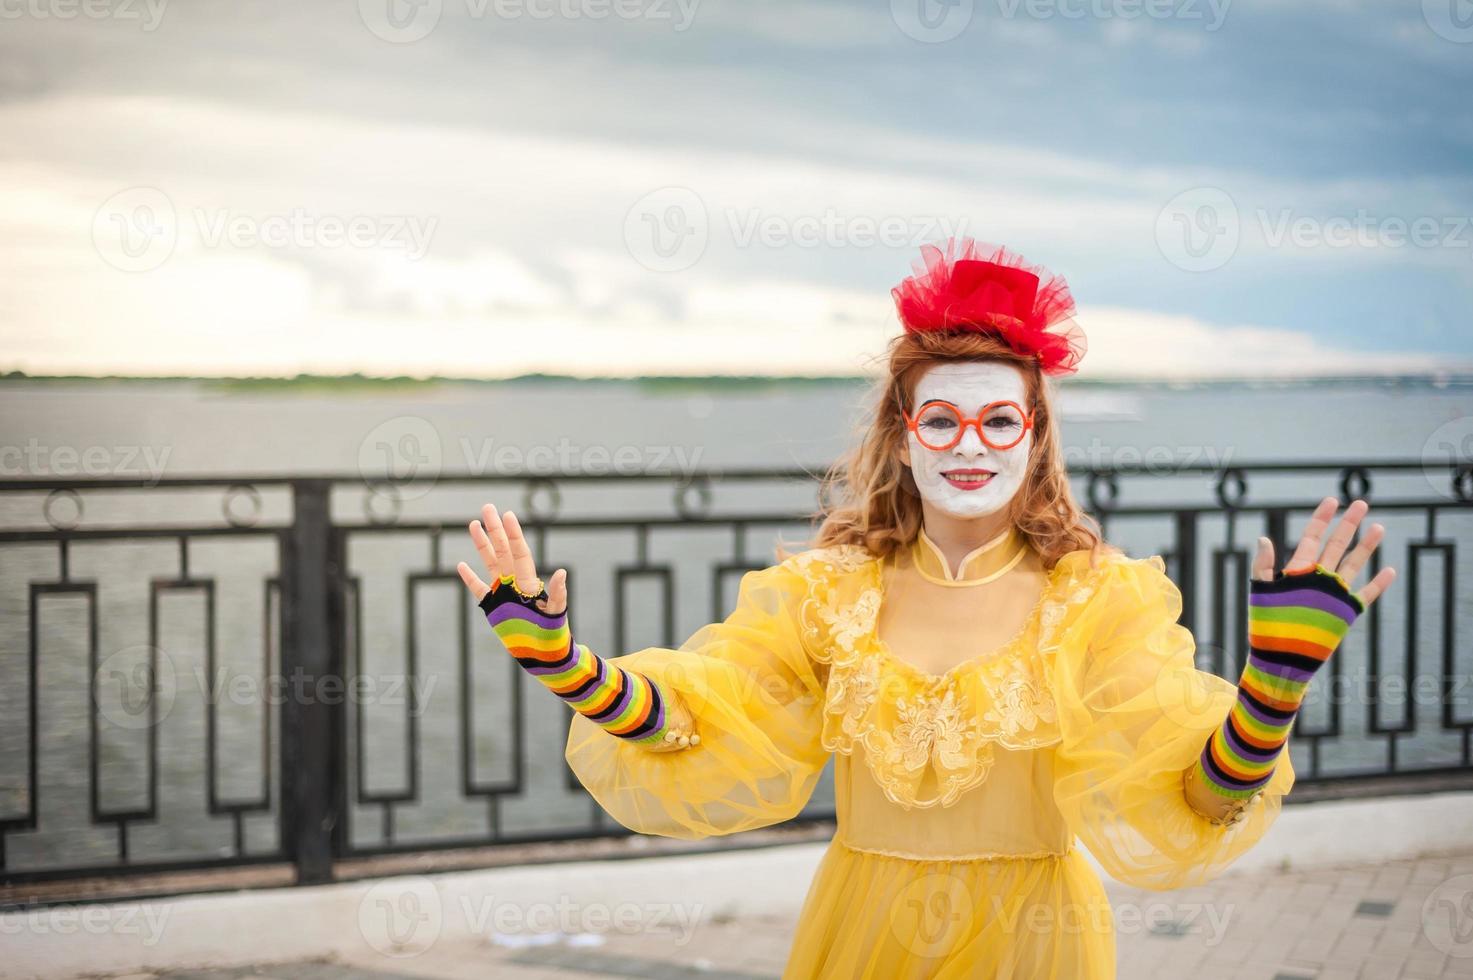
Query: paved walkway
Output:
[[79, 848, 1473, 980]]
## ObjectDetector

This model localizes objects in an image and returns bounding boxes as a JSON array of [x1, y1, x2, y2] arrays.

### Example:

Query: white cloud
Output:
[[0, 91, 1464, 379], [1074, 304, 1461, 379]]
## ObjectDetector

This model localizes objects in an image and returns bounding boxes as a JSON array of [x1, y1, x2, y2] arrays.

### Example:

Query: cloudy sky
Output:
[[3, 0, 1471, 379]]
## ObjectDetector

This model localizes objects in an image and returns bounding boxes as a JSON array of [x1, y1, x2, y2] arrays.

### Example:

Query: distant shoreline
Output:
[[2, 369, 1471, 393]]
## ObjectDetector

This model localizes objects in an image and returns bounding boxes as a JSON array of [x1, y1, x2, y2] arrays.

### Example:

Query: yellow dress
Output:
[[564, 526, 1295, 979]]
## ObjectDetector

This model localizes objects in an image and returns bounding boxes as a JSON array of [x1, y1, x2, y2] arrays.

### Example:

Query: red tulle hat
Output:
[[891, 237, 1088, 377]]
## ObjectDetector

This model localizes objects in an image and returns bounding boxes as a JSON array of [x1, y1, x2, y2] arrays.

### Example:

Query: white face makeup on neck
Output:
[[899, 361, 1033, 520]]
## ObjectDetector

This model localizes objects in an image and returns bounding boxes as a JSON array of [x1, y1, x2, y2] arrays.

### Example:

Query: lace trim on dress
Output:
[[790, 543, 1122, 811]]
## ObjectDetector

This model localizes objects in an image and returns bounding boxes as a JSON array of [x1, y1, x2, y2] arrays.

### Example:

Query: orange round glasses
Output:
[[902, 399, 1036, 451]]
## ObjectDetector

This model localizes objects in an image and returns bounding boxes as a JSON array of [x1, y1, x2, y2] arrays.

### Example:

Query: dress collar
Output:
[[911, 524, 1026, 587]]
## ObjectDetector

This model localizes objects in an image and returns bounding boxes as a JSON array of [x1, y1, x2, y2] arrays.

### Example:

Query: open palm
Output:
[[1253, 496, 1396, 607], [455, 503, 568, 616]]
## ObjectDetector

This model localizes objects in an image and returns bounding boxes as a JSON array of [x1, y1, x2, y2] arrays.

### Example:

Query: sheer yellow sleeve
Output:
[[1049, 552, 1294, 891], [563, 557, 831, 840]]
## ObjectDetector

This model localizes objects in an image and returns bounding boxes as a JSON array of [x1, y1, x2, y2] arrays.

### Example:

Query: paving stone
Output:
[[52, 846, 1473, 980]]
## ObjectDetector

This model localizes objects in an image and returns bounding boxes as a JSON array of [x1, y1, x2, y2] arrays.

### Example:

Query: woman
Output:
[[456, 238, 1396, 978]]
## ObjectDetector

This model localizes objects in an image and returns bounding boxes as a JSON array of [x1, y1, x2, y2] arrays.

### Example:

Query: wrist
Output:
[[1183, 762, 1259, 828], [479, 581, 700, 750]]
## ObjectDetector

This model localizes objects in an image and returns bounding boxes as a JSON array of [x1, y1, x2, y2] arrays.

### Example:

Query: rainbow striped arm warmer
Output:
[[1192, 563, 1365, 815], [478, 573, 696, 749]]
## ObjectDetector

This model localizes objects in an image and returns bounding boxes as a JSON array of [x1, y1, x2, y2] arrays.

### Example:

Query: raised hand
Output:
[[1252, 496, 1396, 603], [1190, 497, 1396, 825], [456, 504, 567, 616], [457, 503, 698, 751]]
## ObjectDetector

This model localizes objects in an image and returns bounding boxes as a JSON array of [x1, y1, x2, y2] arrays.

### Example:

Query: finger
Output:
[[1335, 519, 1384, 585], [1357, 565, 1397, 607], [481, 503, 515, 581], [1252, 536, 1275, 581], [501, 510, 540, 588], [456, 560, 490, 601], [1319, 499, 1369, 572], [468, 516, 503, 581], [1287, 496, 1339, 573], [537, 568, 568, 616]]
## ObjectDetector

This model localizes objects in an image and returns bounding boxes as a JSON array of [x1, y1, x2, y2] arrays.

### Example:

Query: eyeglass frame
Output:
[[901, 399, 1037, 451]]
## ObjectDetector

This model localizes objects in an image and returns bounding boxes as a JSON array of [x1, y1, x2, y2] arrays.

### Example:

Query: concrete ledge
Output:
[[4, 790, 1470, 979]]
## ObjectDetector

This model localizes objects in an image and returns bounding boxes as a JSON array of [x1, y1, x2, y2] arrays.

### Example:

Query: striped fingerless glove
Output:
[[479, 572, 696, 749], [1193, 562, 1365, 809]]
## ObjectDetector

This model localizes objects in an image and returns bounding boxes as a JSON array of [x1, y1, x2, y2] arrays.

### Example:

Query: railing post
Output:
[[1174, 510, 1198, 635], [280, 479, 338, 884]]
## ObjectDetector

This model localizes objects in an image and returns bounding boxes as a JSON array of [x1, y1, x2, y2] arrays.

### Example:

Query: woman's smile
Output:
[[941, 467, 996, 489]]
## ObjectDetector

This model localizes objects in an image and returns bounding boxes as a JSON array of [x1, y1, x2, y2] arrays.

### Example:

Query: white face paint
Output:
[[900, 362, 1033, 520]]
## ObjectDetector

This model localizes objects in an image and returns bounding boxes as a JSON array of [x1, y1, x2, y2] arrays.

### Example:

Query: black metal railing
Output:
[[0, 461, 1469, 894]]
